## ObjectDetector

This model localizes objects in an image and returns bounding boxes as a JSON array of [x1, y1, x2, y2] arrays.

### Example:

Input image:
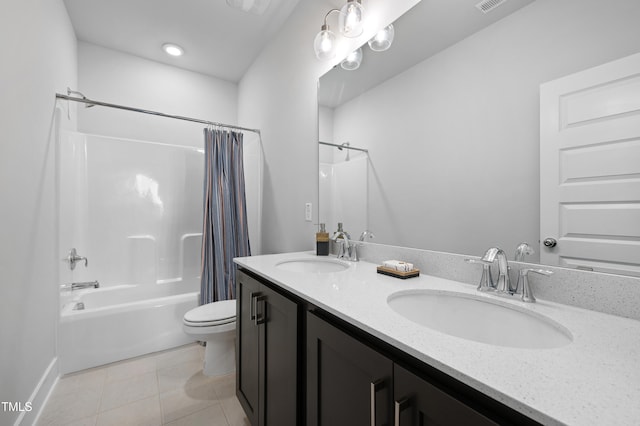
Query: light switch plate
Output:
[[305, 202, 312, 222]]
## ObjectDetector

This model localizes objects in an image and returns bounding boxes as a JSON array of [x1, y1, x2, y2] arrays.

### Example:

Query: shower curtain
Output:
[[200, 128, 251, 304]]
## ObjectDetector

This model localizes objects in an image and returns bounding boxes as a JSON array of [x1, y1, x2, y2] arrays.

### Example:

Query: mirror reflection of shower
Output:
[[338, 142, 350, 161], [318, 141, 369, 239]]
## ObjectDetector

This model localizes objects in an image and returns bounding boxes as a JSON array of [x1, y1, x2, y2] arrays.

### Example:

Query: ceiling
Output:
[[63, 0, 302, 82], [319, 0, 535, 108]]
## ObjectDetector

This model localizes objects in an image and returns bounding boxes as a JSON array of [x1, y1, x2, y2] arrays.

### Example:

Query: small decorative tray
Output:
[[376, 266, 420, 279]]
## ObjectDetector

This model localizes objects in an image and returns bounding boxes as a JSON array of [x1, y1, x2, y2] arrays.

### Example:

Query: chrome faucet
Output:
[[359, 230, 375, 242], [514, 242, 535, 261], [481, 247, 512, 294], [468, 247, 551, 303], [332, 230, 357, 261], [61, 280, 100, 291]]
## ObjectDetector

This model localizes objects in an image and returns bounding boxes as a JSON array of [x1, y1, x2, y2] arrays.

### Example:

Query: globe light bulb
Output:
[[368, 24, 395, 52], [314, 26, 337, 60], [339, 0, 364, 38], [341, 48, 363, 71]]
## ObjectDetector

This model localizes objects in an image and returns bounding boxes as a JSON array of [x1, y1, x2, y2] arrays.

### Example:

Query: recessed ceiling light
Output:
[[162, 43, 184, 57]]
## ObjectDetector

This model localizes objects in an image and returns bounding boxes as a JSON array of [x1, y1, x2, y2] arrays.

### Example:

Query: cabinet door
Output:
[[307, 312, 393, 426], [394, 364, 497, 426], [237, 270, 300, 426], [236, 271, 261, 426], [261, 285, 299, 426]]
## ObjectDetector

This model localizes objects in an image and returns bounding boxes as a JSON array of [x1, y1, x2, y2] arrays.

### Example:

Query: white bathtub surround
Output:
[[234, 251, 640, 425], [58, 132, 205, 288], [59, 284, 199, 374]]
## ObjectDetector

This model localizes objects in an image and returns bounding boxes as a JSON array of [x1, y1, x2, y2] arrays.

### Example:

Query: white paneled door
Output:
[[540, 52, 640, 277]]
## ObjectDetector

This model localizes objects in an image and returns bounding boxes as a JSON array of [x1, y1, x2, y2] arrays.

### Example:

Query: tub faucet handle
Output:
[[65, 248, 88, 270]]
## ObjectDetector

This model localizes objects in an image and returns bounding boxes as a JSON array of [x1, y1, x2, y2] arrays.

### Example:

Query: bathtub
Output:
[[59, 282, 199, 374]]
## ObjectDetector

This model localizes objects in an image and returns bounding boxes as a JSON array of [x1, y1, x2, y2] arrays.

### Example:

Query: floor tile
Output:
[[36, 388, 101, 426], [100, 371, 158, 412], [155, 344, 203, 371], [105, 356, 157, 383], [211, 374, 235, 401], [157, 360, 213, 394], [61, 415, 97, 426], [159, 381, 218, 424], [55, 368, 106, 396], [163, 402, 229, 426], [220, 396, 250, 426], [37, 345, 241, 426], [96, 396, 162, 426]]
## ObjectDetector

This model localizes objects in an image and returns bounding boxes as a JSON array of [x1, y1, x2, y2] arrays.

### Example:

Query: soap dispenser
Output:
[[316, 223, 329, 256]]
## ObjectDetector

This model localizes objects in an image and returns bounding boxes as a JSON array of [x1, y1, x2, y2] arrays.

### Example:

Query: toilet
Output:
[[183, 299, 236, 377]]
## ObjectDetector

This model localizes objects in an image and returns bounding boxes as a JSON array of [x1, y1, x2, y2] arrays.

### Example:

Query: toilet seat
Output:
[[183, 300, 236, 327]]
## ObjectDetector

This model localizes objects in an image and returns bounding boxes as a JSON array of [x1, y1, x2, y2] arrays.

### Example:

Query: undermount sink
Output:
[[276, 258, 350, 273], [388, 290, 572, 349]]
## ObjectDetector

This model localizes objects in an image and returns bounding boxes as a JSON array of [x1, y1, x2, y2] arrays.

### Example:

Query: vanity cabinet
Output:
[[307, 311, 534, 426], [237, 268, 538, 426], [307, 311, 393, 426], [393, 364, 496, 426], [236, 270, 300, 426]]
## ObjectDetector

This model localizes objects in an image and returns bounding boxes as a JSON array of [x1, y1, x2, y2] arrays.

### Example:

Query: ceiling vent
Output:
[[475, 0, 509, 13]]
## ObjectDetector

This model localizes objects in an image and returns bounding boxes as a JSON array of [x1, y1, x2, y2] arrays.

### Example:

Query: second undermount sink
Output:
[[388, 290, 572, 349], [276, 257, 350, 273]]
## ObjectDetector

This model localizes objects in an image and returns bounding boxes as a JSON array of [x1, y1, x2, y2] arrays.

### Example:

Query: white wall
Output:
[[76, 42, 239, 147], [238, 0, 419, 254], [0, 0, 77, 424], [330, 0, 640, 258]]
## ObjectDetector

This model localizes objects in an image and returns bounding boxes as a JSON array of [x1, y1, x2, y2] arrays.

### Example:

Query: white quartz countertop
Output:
[[234, 251, 640, 426]]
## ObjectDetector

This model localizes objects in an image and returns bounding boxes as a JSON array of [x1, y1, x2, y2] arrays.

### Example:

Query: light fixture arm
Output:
[[322, 8, 340, 30]]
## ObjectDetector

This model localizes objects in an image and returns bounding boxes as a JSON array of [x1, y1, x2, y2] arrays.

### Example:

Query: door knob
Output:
[[543, 238, 557, 248]]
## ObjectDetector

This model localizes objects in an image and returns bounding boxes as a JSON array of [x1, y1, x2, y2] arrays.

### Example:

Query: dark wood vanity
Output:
[[235, 268, 539, 426]]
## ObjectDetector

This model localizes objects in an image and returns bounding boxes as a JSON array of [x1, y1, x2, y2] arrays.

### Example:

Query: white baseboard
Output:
[[15, 357, 59, 426]]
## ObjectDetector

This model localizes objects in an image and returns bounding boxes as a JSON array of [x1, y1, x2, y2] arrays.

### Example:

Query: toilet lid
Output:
[[184, 300, 236, 325]]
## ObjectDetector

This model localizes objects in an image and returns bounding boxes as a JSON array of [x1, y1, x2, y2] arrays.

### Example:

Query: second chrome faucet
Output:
[[465, 246, 552, 303]]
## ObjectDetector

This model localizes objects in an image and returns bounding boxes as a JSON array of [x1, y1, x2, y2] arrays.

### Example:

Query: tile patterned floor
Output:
[[36, 344, 250, 426]]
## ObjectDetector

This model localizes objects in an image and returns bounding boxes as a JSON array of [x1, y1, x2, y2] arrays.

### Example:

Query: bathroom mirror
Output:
[[318, 0, 640, 275]]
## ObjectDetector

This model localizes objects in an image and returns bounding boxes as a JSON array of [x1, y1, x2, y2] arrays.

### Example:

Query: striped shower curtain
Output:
[[200, 128, 251, 304]]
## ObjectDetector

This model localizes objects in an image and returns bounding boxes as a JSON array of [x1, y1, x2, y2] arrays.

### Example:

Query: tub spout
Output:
[[62, 280, 100, 291]]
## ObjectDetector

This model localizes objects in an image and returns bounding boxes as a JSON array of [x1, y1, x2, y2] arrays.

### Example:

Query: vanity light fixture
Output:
[[368, 24, 394, 52], [341, 48, 363, 70], [314, 9, 340, 60], [339, 0, 365, 38], [162, 43, 184, 57], [226, 0, 271, 15]]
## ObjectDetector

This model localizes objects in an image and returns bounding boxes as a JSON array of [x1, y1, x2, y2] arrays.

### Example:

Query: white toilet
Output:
[[183, 299, 236, 377]]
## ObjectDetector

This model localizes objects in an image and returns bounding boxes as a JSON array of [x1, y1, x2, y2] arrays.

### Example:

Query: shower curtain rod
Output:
[[56, 90, 261, 135], [319, 141, 369, 153]]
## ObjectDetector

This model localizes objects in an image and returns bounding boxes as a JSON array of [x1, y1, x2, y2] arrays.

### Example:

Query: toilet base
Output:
[[202, 330, 236, 377]]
